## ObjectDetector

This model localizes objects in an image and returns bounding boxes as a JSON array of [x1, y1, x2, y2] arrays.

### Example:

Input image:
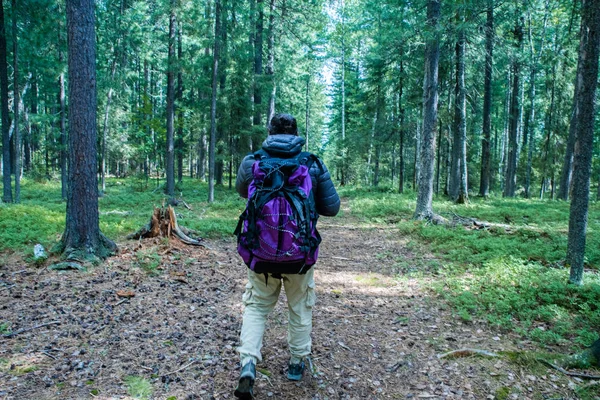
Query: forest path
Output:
[[0, 201, 576, 399]]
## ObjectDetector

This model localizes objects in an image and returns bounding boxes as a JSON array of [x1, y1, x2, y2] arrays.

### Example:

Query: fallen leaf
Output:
[[116, 290, 135, 298]]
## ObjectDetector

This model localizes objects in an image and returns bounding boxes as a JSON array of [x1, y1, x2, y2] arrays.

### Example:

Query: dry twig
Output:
[[438, 348, 500, 359], [163, 359, 197, 376], [3, 321, 61, 338]]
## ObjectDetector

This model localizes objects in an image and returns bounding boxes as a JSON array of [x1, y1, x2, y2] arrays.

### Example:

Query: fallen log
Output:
[[127, 206, 206, 247]]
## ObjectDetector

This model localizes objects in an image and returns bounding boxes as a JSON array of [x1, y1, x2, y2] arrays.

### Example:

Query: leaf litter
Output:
[[0, 209, 588, 399]]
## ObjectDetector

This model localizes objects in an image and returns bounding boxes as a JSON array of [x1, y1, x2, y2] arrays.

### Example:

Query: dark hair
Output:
[[268, 113, 298, 135]]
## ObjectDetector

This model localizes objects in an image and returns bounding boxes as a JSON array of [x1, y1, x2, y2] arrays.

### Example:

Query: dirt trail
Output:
[[0, 203, 580, 399]]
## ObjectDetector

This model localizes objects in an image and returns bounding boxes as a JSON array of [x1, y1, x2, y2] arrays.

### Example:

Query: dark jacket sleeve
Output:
[[310, 158, 340, 217], [235, 155, 255, 198]]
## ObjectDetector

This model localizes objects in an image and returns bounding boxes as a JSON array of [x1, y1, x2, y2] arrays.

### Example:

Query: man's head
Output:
[[268, 113, 298, 136]]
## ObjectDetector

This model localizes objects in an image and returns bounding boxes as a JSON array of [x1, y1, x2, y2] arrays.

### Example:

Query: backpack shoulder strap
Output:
[[298, 152, 323, 173], [254, 149, 269, 160]]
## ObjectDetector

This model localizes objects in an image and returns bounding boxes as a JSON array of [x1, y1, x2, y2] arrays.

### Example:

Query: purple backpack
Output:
[[235, 150, 321, 275]]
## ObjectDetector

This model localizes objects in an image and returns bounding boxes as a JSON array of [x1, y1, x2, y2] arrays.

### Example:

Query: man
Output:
[[234, 113, 340, 399]]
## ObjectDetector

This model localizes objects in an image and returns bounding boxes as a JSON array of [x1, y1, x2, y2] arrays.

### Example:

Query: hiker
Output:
[[233, 113, 340, 399]]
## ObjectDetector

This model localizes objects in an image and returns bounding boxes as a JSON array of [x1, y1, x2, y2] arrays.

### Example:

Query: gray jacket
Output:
[[235, 134, 340, 217]]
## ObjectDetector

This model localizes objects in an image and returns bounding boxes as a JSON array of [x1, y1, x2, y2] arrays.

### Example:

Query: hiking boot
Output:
[[287, 358, 305, 381], [234, 360, 256, 399]]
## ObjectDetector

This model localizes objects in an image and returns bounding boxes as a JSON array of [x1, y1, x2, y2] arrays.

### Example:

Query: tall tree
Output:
[[12, 0, 20, 203], [208, 0, 221, 203], [523, 2, 549, 198], [478, 0, 493, 198], [449, 15, 468, 204], [165, 0, 177, 198], [566, 0, 600, 285], [1, 0, 11, 203], [414, 0, 441, 220], [56, 0, 116, 260], [503, 16, 524, 197], [58, 25, 67, 200], [265, 0, 276, 124], [252, 0, 264, 148]]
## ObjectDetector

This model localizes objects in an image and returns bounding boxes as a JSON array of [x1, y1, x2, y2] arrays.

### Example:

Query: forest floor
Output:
[[0, 201, 590, 400]]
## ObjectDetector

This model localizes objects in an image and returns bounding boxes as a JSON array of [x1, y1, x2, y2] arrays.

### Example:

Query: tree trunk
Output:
[[435, 120, 442, 194], [265, 0, 276, 125], [398, 61, 405, 194], [479, 0, 493, 197], [567, 0, 600, 286], [340, 0, 346, 185], [558, 22, 586, 201], [101, 55, 117, 194], [305, 75, 310, 151], [165, 0, 176, 197], [540, 58, 557, 199], [59, 39, 67, 201], [208, 0, 221, 203], [503, 17, 523, 197], [414, 0, 440, 220], [56, 0, 116, 261], [450, 24, 468, 203], [252, 0, 263, 142], [524, 4, 549, 198], [176, 24, 184, 184], [12, 0, 19, 203], [0, 0, 10, 203]]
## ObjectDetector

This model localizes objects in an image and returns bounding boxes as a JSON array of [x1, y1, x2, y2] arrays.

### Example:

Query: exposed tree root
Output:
[[438, 348, 500, 359], [128, 206, 207, 247], [537, 359, 600, 380], [413, 212, 448, 225]]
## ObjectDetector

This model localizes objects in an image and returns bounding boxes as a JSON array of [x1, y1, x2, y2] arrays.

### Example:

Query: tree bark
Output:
[[414, 0, 440, 220], [101, 55, 117, 194], [59, 36, 67, 201], [165, 0, 176, 197], [558, 15, 586, 201], [208, 0, 221, 203], [1, 1, 12, 203], [56, 0, 116, 261], [176, 24, 184, 184], [265, 0, 276, 125], [450, 23, 468, 203], [12, 0, 19, 203], [398, 61, 405, 194], [252, 0, 263, 143], [503, 17, 523, 197], [567, 0, 600, 286], [479, 0, 493, 197]]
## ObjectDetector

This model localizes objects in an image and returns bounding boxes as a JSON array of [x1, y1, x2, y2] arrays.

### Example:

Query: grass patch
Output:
[[0, 177, 242, 253], [339, 186, 600, 347], [0, 322, 11, 335], [435, 257, 600, 346], [123, 376, 153, 400], [355, 273, 393, 287]]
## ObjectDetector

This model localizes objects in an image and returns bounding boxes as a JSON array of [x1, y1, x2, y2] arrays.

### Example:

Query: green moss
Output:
[[123, 376, 153, 400]]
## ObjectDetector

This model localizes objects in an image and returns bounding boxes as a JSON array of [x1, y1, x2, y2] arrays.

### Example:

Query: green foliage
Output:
[[0, 322, 11, 335], [439, 257, 600, 346], [342, 187, 600, 346], [0, 177, 240, 253], [123, 376, 153, 400]]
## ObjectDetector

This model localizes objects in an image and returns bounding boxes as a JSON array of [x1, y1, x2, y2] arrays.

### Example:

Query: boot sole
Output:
[[234, 377, 254, 399]]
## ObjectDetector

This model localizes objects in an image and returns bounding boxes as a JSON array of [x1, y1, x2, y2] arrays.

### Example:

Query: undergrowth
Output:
[[0, 177, 242, 253], [339, 186, 600, 348]]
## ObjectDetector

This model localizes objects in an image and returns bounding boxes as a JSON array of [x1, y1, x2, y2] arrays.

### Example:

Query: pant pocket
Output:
[[306, 281, 316, 308], [242, 282, 254, 305]]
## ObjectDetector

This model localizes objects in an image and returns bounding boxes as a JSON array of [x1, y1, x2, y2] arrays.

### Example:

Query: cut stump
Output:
[[127, 206, 206, 247]]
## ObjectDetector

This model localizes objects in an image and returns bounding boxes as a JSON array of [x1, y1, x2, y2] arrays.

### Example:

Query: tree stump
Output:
[[127, 206, 205, 246]]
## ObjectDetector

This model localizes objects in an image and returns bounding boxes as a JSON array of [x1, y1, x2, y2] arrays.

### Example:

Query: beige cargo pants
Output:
[[238, 268, 316, 366]]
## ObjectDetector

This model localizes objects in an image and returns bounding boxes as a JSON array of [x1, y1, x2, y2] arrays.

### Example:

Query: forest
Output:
[[1, 0, 600, 398]]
